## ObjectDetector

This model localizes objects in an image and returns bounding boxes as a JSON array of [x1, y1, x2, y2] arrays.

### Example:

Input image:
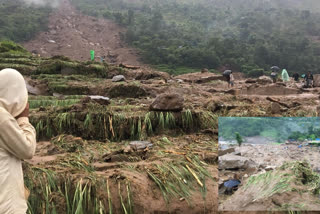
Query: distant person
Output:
[[223, 70, 232, 88], [229, 71, 235, 87], [100, 55, 105, 63], [304, 72, 314, 88], [271, 71, 277, 83], [0, 69, 36, 214], [281, 69, 289, 82], [293, 72, 300, 82]]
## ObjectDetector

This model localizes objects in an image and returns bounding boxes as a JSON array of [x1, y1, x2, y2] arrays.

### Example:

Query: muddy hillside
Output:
[[23, 0, 142, 66], [2, 40, 320, 213]]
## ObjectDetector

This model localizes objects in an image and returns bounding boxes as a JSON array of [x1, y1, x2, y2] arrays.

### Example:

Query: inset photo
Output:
[[218, 117, 320, 212]]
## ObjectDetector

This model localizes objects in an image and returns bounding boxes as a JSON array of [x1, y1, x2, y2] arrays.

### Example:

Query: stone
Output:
[[149, 93, 184, 111], [270, 102, 281, 114], [177, 79, 184, 83], [219, 148, 235, 156], [245, 78, 257, 84], [265, 166, 276, 171], [201, 68, 209, 73], [88, 95, 110, 105], [112, 75, 126, 82], [257, 76, 273, 85], [129, 141, 153, 150], [219, 154, 257, 170]]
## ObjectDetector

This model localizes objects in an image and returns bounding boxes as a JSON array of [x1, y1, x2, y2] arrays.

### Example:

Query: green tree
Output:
[[235, 132, 243, 147]]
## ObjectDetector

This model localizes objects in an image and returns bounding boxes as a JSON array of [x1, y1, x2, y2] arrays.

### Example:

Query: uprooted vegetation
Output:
[[220, 161, 320, 211], [3, 40, 320, 212], [5, 47, 219, 212], [30, 103, 216, 141]]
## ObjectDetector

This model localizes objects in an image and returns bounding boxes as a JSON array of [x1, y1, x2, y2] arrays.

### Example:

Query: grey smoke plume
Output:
[[21, 0, 61, 8]]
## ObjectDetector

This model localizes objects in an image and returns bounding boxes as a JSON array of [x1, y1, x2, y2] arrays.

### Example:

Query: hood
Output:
[[0, 69, 28, 117]]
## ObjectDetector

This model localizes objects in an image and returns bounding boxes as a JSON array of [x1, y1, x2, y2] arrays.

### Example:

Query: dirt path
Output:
[[22, 0, 142, 65]]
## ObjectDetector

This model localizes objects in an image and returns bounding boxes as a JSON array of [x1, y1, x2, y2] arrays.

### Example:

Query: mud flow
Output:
[[219, 118, 320, 212]]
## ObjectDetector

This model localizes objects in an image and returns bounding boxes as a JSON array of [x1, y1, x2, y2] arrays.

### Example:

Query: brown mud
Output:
[[23, 0, 142, 66]]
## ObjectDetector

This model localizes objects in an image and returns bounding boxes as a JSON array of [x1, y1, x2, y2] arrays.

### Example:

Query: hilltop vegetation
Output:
[[72, 0, 320, 76], [0, 0, 50, 42], [219, 117, 320, 142], [2, 0, 320, 76]]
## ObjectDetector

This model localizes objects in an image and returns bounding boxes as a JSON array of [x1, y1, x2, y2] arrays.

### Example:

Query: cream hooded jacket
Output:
[[0, 69, 36, 214]]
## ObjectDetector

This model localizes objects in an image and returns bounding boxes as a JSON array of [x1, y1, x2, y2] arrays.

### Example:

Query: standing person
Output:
[[270, 66, 280, 83], [293, 72, 300, 82], [281, 69, 290, 82], [271, 71, 277, 83], [305, 72, 314, 88], [223, 70, 232, 88], [99, 55, 105, 63], [229, 71, 235, 88], [0, 69, 37, 214]]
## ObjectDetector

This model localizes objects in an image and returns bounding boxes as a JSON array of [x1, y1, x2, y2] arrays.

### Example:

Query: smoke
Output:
[[21, 0, 61, 8]]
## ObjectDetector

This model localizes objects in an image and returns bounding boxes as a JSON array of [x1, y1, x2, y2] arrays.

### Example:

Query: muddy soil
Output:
[[219, 143, 320, 212], [23, 0, 142, 66], [26, 134, 218, 213]]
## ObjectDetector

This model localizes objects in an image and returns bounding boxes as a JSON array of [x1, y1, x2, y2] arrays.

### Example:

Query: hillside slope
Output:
[[23, 0, 142, 65]]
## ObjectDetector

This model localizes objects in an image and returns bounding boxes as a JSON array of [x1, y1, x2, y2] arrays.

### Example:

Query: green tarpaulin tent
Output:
[[281, 69, 289, 82], [90, 50, 95, 61]]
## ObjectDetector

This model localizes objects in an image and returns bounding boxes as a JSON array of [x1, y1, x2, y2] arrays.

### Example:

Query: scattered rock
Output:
[[219, 148, 236, 156], [265, 166, 276, 171], [112, 75, 126, 82], [174, 72, 224, 83], [149, 93, 184, 112], [210, 101, 237, 112], [270, 102, 281, 114], [203, 153, 218, 164], [88, 95, 110, 105], [129, 141, 153, 151], [257, 76, 273, 85], [245, 79, 257, 84], [177, 79, 184, 84], [219, 154, 257, 170], [201, 68, 209, 73]]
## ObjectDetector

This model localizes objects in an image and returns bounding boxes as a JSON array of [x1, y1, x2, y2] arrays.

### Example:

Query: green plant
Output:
[[235, 132, 243, 146]]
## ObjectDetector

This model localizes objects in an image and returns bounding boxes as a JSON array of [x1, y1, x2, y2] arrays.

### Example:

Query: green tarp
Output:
[[281, 69, 289, 82], [90, 50, 95, 61]]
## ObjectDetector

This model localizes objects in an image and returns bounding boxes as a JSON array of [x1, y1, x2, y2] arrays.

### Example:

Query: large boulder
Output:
[[129, 141, 153, 151], [270, 102, 281, 114], [257, 76, 273, 85], [245, 78, 257, 84], [219, 154, 257, 170], [149, 93, 184, 111], [112, 75, 126, 82]]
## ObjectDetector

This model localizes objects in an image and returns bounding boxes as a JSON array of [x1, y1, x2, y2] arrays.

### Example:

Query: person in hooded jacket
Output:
[[0, 68, 37, 214]]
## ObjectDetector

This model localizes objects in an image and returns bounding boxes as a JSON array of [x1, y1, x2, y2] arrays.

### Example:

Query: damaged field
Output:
[[219, 118, 320, 212], [3, 41, 320, 213]]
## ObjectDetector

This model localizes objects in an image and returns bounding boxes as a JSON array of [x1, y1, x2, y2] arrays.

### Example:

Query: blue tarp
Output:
[[224, 179, 241, 188]]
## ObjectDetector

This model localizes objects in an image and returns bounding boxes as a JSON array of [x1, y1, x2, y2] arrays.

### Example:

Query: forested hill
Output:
[[0, 0, 51, 42], [71, 0, 320, 76], [3, 0, 320, 75], [219, 117, 320, 142]]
